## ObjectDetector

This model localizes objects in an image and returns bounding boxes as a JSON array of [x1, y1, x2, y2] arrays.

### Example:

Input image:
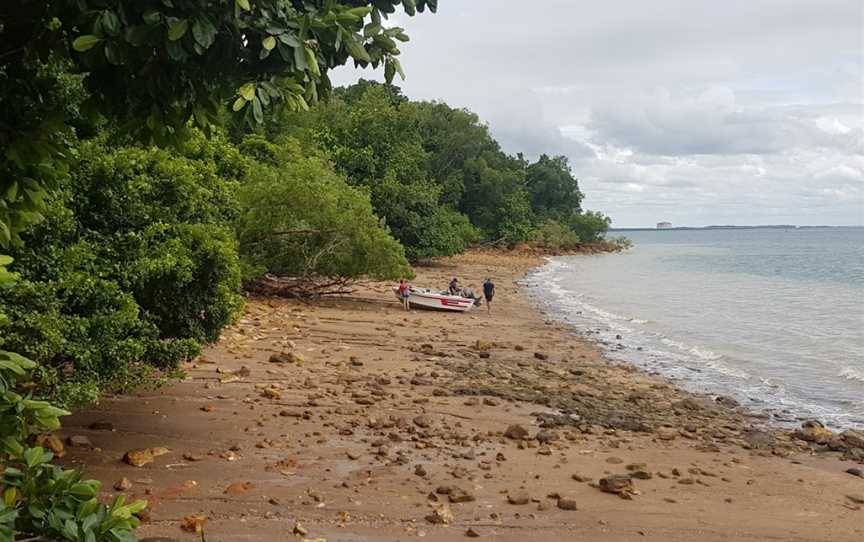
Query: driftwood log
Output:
[[245, 274, 357, 299]]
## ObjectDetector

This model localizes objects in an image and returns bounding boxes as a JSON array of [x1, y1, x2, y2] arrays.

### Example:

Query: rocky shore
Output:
[[58, 250, 862, 541]]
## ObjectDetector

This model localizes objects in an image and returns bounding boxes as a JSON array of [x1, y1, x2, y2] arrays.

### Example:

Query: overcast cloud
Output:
[[332, 0, 863, 227]]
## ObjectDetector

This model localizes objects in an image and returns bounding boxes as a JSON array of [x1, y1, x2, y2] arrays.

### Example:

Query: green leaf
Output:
[[0, 255, 12, 266], [236, 0, 251, 11], [102, 10, 121, 35], [347, 6, 373, 18], [192, 17, 216, 49], [23, 447, 44, 468], [262, 36, 276, 50], [344, 35, 371, 62], [251, 96, 264, 124], [304, 47, 320, 76], [232, 97, 247, 111], [402, 0, 417, 16], [363, 22, 382, 38], [239, 82, 256, 101], [168, 19, 189, 41], [72, 35, 102, 52]]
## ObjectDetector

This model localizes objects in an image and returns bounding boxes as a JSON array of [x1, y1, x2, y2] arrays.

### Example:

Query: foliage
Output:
[[0, 133, 243, 406], [568, 210, 612, 243], [236, 136, 411, 281], [525, 154, 583, 221], [0, 349, 146, 542], [530, 219, 582, 250]]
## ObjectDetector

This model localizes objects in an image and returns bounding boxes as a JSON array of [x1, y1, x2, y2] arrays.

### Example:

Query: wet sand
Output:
[[60, 250, 863, 541]]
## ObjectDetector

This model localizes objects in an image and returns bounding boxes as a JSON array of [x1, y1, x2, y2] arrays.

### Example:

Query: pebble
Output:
[[504, 424, 530, 440], [507, 492, 530, 505], [557, 497, 578, 510]]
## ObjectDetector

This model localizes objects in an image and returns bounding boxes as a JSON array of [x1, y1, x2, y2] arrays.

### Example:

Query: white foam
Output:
[[839, 366, 864, 383]]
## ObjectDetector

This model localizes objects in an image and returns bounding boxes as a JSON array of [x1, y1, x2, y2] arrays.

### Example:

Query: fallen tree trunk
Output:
[[244, 274, 358, 299]]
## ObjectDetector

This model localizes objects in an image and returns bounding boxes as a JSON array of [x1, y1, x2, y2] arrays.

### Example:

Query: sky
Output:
[[331, 0, 864, 228]]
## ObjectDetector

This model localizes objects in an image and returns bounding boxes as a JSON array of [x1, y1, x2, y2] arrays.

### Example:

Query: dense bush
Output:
[[0, 133, 243, 406], [531, 219, 582, 250], [236, 137, 412, 281], [0, 348, 147, 542], [568, 210, 612, 243]]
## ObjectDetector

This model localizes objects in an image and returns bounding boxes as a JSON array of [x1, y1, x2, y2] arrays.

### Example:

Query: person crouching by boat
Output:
[[449, 277, 460, 295], [398, 279, 411, 311], [483, 278, 495, 313]]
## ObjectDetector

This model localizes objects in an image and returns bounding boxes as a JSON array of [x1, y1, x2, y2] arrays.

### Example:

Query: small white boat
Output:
[[393, 287, 476, 312]]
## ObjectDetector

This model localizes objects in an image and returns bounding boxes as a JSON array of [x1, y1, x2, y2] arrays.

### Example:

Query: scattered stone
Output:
[[715, 395, 740, 408], [413, 414, 433, 428], [742, 430, 775, 450], [572, 473, 591, 483], [672, 398, 705, 411], [114, 477, 132, 491], [293, 522, 308, 536], [347, 451, 361, 460], [269, 351, 302, 364], [223, 481, 255, 496], [557, 498, 578, 511], [182, 452, 205, 462], [655, 427, 678, 441], [537, 445, 552, 455], [414, 464, 427, 477], [606, 456, 624, 464], [504, 424, 530, 440], [465, 527, 481, 537], [598, 475, 634, 497], [89, 420, 115, 431], [426, 503, 454, 524], [350, 356, 364, 366], [200, 405, 216, 412], [67, 435, 92, 448], [180, 514, 207, 534], [536, 430, 558, 444], [507, 492, 530, 505], [483, 397, 499, 406], [534, 352, 548, 361], [120, 447, 168, 468], [845, 468, 862, 478], [841, 430, 864, 450], [449, 487, 476, 503], [846, 494, 864, 505], [794, 420, 834, 445]]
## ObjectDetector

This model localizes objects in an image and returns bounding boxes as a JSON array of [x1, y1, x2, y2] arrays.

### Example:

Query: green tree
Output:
[[236, 136, 412, 281], [525, 154, 583, 220]]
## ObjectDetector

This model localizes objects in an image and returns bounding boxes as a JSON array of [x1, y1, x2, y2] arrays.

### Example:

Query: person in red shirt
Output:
[[397, 279, 411, 311]]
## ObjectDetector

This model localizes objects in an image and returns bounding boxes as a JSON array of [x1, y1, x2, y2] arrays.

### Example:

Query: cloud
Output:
[[331, 0, 864, 226], [587, 87, 864, 156]]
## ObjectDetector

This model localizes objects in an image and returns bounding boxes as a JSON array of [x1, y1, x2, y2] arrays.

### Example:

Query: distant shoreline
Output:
[[610, 225, 862, 232]]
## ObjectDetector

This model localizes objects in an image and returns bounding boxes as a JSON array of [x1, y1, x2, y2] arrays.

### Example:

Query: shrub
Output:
[[0, 349, 146, 541], [0, 134, 244, 405], [568, 210, 612, 243], [237, 137, 412, 281], [531, 219, 581, 250]]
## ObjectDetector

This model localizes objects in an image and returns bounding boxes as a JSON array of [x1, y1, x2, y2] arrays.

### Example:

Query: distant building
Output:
[[656, 222, 673, 229]]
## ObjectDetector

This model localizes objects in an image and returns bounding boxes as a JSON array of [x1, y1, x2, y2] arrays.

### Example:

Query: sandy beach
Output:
[[58, 250, 863, 541]]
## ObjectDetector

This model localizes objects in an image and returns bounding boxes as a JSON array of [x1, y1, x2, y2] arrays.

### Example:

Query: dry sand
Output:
[[59, 251, 863, 541]]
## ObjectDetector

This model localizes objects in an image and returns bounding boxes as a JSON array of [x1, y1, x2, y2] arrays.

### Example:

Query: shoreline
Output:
[[526, 250, 864, 433], [58, 249, 863, 541]]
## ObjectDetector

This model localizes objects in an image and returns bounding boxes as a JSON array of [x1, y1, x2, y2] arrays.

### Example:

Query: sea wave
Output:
[[839, 366, 864, 383]]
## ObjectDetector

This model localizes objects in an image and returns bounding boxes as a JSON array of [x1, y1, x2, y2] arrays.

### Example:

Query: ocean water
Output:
[[525, 227, 864, 429]]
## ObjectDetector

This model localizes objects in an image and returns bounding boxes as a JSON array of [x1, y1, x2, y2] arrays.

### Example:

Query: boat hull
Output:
[[393, 288, 475, 312]]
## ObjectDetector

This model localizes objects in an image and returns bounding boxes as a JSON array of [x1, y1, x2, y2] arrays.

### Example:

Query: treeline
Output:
[[268, 81, 612, 258], [1, 80, 613, 406]]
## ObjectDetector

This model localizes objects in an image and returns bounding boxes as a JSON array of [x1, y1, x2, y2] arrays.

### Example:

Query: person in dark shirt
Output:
[[448, 277, 459, 295], [483, 278, 495, 313]]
